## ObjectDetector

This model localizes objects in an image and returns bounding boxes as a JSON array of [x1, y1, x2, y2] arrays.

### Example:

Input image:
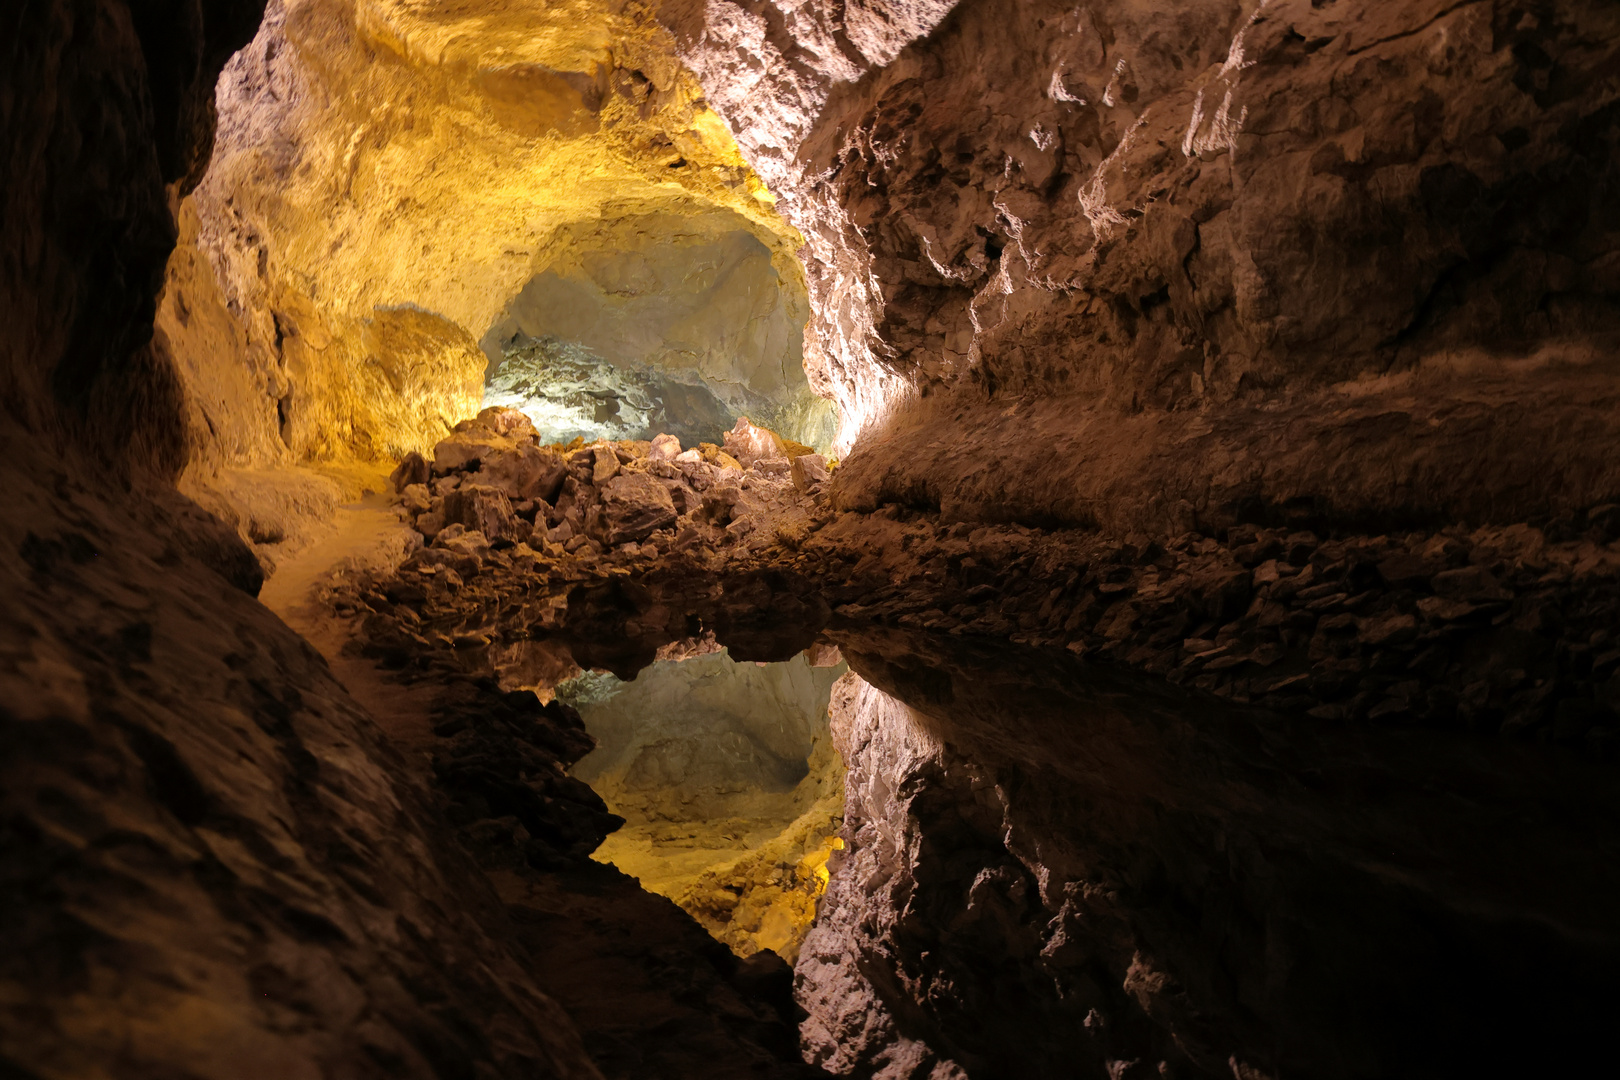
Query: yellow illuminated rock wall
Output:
[[162, 0, 810, 481]]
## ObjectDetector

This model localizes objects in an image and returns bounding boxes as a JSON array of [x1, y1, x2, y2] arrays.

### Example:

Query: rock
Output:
[[415, 510, 446, 541], [390, 451, 430, 492], [401, 483, 432, 514], [438, 529, 492, 559], [674, 448, 703, 465], [1432, 566, 1511, 603], [431, 409, 542, 474], [804, 641, 843, 667], [592, 444, 621, 486], [1284, 532, 1319, 566], [791, 453, 830, 493], [723, 416, 790, 466], [1422, 536, 1467, 572], [1189, 567, 1251, 623], [474, 406, 533, 437], [601, 472, 678, 545], [1376, 551, 1429, 588], [649, 433, 682, 461], [1358, 612, 1418, 647], [479, 444, 567, 503], [442, 484, 521, 542], [435, 433, 504, 474], [1252, 559, 1285, 587], [1417, 596, 1477, 622], [702, 483, 744, 525], [1589, 504, 1620, 541]]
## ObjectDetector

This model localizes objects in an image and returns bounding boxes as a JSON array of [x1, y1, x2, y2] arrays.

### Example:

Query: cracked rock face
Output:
[[675, 0, 1620, 524]]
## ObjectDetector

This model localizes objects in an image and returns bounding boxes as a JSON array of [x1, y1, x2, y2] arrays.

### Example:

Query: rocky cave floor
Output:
[[252, 406, 1620, 1076], [351, 406, 1620, 757]]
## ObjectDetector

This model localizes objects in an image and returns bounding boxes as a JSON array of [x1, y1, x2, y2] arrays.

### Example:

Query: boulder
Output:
[[433, 526, 491, 559], [1432, 566, 1511, 603], [790, 454, 829, 493], [1376, 551, 1428, 588], [476, 406, 537, 439], [415, 510, 446, 541], [390, 451, 430, 492], [649, 433, 682, 461], [601, 472, 677, 545], [1357, 612, 1418, 647], [723, 417, 812, 467], [435, 430, 510, 474], [479, 444, 567, 503], [432, 408, 539, 474], [442, 484, 521, 542], [400, 483, 432, 514]]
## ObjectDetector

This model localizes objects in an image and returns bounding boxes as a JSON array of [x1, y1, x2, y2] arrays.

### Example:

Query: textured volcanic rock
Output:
[[799, 629, 1620, 1078], [0, 2, 829, 1077], [442, 484, 523, 543], [601, 471, 680, 545], [0, 440, 611, 1080], [162, 0, 813, 473], [673, 0, 1620, 526]]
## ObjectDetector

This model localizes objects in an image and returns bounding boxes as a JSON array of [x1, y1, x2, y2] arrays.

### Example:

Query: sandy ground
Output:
[[258, 491, 438, 762]]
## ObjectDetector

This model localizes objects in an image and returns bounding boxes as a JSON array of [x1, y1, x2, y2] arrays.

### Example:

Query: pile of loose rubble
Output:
[[388, 406, 831, 568], [344, 406, 837, 680]]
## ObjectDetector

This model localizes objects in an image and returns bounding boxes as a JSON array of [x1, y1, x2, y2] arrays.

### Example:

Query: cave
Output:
[[6, 0, 1620, 1078]]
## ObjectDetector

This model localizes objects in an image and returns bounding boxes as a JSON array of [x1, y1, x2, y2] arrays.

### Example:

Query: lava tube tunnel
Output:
[[7, 0, 1620, 1077]]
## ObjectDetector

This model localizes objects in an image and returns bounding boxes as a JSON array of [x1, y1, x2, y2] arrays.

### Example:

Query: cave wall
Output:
[[667, 0, 1620, 529], [163, 0, 813, 480], [2, 0, 260, 470], [0, 2, 608, 1076]]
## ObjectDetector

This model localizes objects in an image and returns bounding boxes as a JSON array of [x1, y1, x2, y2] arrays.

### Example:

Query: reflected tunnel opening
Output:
[[552, 642, 847, 964]]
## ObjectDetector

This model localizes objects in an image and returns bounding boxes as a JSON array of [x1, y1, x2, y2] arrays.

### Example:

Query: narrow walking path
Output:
[[258, 491, 439, 762]]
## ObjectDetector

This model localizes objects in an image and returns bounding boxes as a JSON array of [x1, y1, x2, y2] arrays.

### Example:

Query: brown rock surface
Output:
[[676, 0, 1620, 529], [443, 484, 523, 542], [601, 472, 680, 545], [10, 0, 1620, 1075]]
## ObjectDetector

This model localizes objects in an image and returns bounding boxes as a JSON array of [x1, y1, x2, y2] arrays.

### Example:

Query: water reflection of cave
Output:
[[479, 214, 837, 453], [557, 644, 847, 963]]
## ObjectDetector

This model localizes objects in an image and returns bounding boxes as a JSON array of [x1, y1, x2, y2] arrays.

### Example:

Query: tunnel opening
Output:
[[479, 216, 836, 452]]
